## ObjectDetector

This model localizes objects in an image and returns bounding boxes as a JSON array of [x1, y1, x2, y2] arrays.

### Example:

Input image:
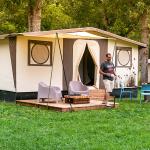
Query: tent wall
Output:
[[9, 37, 16, 89], [0, 39, 15, 91], [16, 36, 63, 92], [96, 39, 108, 88], [108, 40, 139, 87], [0, 28, 144, 101], [63, 38, 108, 89], [63, 39, 76, 90]]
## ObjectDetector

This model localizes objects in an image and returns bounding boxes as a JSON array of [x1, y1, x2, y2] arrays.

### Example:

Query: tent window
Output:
[[115, 46, 132, 67], [28, 40, 52, 66]]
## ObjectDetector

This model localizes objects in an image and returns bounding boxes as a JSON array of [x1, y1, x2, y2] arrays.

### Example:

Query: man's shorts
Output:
[[103, 79, 114, 93]]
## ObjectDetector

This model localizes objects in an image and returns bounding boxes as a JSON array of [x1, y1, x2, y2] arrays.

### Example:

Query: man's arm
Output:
[[113, 70, 116, 76], [99, 69, 111, 77], [99, 69, 106, 75], [100, 63, 106, 75], [113, 63, 116, 76]]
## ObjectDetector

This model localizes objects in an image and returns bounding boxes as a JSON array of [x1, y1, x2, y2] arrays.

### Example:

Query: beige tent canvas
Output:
[[0, 27, 146, 101]]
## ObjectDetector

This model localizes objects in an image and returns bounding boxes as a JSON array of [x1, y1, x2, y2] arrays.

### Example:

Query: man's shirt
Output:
[[100, 61, 115, 81]]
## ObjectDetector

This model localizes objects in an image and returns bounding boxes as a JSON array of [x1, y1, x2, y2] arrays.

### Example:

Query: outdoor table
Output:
[[64, 95, 90, 104], [112, 86, 138, 98]]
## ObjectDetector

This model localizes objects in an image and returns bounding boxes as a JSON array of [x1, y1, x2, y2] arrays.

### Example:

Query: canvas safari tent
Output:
[[0, 27, 147, 101]]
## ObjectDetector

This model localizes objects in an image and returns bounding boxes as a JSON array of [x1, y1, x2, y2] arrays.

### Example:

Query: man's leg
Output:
[[103, 80, 111, 104], [109, 80, 114, 97], [110, 80, 114, 91]]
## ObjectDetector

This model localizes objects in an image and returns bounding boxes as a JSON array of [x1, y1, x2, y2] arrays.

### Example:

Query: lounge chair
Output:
[[68, 81, 89, 96], [37, 82, 62, 102]]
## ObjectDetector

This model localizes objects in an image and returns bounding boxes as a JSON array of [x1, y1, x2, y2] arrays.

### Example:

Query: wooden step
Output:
[[89, 89, 105, 100], [89, 89, 114, 101]]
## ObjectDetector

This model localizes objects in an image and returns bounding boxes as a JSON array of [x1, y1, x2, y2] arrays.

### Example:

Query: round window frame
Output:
[[117, 50, 130, 66], [31, 44, 50, 64]]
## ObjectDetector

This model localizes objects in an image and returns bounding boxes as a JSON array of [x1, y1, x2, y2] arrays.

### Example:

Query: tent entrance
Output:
[[79, 45, 95, 86]]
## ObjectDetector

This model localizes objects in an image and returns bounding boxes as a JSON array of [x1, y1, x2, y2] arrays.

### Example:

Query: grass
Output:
[[0, 100, 150, 150]]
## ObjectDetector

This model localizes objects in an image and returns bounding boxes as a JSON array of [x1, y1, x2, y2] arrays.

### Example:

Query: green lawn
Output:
[[0, 100, 150, 150]]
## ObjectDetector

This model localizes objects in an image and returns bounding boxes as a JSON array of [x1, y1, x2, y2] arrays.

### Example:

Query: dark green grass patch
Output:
[[0, 100, 150, 150]]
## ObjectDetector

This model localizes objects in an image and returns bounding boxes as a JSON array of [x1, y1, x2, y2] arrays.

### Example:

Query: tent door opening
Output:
[[79, 45, 95, 86]]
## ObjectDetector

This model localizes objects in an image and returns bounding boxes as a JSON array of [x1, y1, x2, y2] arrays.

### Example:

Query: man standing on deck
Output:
[[99, 53, 116, 105]]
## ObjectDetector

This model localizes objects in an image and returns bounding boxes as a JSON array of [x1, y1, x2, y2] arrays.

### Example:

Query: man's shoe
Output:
[[102, 101, 107, 105], [106, 103, 112, 107]]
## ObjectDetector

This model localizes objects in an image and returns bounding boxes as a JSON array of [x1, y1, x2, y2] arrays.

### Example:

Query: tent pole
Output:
[[112, 40, 117, 107], [47, 34, 57, 101], [56, 33, 72, 111], [56, 33, 68, 91]]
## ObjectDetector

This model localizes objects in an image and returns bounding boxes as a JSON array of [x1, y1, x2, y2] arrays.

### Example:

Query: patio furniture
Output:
[[113, 87, 138, 98], [140, 84, 150, 104], [64, 95, 90, 104], [68, 81, 89, 96], [37, 82, 62, 102], [119, 86, 133, 101]]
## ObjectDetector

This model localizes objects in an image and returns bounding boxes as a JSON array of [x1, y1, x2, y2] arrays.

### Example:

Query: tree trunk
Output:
[[139, 9, 149, 84], [28, 0, 42, 32]]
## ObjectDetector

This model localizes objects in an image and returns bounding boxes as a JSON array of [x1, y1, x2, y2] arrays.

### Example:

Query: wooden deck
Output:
[[16, 99, 118, 112]]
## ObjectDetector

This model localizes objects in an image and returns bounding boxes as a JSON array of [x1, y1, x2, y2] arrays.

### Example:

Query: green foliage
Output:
[[0, 22, 16, 34], [0, 101, 150, 149], [0, 0, 149, 42], [0, 0, 27, 33], [42, 3, 74, 30], [58, 0, 150, 41]]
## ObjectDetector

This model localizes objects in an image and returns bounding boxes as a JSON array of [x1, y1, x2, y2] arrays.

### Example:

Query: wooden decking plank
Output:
[[16, 99, 118, 112]]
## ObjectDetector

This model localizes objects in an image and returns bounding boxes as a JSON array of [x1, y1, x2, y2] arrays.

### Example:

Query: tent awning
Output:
[[22, 31, 111, 39], [1, 27, 147, 48]]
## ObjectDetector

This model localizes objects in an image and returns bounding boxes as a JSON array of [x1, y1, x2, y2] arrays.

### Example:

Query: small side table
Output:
[[64, 95, 90, 104]]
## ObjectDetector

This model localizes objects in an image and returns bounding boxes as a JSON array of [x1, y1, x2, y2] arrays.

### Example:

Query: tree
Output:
[[60, 0, 150, 83], [0, 0, 45, 32], [106, 0, 150, 83], [28, 0, 43, 32], [0, 0, 27, 33], [139, 8, 149, 83]]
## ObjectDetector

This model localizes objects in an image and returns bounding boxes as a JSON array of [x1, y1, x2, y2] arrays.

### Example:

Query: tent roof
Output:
[[0, 27, 147, 47]]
